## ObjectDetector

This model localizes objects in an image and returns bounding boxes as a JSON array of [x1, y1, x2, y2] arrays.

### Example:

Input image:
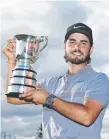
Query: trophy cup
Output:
[[6, 34, 48, 98]]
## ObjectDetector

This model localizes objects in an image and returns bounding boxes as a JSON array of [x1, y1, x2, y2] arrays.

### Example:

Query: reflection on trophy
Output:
[[6, 34, 48, 98]]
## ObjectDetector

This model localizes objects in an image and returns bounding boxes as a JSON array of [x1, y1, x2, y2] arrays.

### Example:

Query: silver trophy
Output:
[[6, 34, 48, 98]]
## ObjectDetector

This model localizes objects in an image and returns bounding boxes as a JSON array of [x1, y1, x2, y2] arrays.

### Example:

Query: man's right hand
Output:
[[2, 39, 17, 63], [2, 39, 34, 105]]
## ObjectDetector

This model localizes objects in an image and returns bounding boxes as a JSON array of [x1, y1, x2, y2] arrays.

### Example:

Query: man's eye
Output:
[[70, 41, 75, 43], [82, 43, 86, 45]]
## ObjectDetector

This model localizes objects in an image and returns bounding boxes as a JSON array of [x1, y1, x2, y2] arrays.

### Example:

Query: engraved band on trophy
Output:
[[6, 34, 48, 98]]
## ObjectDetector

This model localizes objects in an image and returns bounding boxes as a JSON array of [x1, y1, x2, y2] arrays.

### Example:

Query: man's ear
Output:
[[90, 45, 93, 55], [63, 40, 66, 49]]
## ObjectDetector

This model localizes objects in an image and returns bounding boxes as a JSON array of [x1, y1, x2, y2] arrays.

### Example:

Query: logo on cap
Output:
[[73, 26, 86, 29]]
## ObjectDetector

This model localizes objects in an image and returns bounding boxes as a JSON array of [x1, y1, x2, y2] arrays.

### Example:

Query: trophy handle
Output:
[[39, 36, 48, 52]]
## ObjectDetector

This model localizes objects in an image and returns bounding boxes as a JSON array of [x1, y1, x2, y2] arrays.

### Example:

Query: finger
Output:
[[19, 92, 32, 98], [2, 46, 14, 54], [20, 96, 33, 102], [24, 96, 33, 100], [7, 39, 15, 44], [6, 39, 16, 49], [19, 93, 31, 98], [10, 40, 16, 48], [35, 84, 41, 89], [6, 46, 14, 51]]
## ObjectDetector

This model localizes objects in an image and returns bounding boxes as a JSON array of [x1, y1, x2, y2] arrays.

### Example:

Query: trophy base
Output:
[[6, 84, 36, 98], [6, 66, 37, 98], [5, 92, 23, 98]]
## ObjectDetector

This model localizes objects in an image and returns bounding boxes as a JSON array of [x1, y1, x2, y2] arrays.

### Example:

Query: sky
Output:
[[1, 0, 109, 139]]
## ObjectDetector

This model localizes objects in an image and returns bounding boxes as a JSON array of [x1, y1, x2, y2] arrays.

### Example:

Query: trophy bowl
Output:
[[6, 34, 48, 98]]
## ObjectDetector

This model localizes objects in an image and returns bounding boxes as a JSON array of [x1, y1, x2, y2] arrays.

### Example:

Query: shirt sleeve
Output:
[[84, 73, 109, 108], [37, 76, 59, 93], [37, 79, 47, 89]]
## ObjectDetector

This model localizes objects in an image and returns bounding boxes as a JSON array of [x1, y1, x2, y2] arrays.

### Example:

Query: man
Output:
[[2, 23, 109, 139]]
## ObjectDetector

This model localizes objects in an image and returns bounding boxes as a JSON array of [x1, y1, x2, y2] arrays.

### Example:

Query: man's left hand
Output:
[[19, 85, 49, 105]]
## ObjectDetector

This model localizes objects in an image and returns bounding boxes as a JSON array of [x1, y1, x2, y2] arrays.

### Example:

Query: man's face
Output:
[[64, 33, 93, 64]]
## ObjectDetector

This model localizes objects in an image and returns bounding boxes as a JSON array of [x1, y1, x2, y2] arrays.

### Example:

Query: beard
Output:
[[64, 49, 91, 64]]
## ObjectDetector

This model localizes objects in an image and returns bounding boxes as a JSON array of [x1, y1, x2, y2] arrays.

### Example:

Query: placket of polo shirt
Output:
[[63, 74, 75, 92]]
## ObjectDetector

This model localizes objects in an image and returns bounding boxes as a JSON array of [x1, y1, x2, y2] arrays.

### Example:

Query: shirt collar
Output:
[[64, 64, 93, 78]]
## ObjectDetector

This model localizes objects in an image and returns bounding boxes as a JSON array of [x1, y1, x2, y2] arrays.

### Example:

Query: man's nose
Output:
[[74, 43, 81, 49]]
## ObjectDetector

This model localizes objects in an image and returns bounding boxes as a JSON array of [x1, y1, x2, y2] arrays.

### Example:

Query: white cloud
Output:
[[2, 20, 51, 38], [0, 0, 52, 12], [3, 116, 28, 126], [10, 1, 52, 15], [81, 1, 109, 43], [2, 114, 42, 136], [0, 0, 21, 7], [79, 1, 109, 76], [1, 1, 53, 37], [1, 0, 53, 19]]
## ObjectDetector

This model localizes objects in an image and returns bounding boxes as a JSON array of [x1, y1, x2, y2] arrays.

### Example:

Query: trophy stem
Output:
[[17, 59, 31, 68]]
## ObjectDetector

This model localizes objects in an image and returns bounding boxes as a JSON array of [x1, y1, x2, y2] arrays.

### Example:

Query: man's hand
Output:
[[19, 85, 49, 105]]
